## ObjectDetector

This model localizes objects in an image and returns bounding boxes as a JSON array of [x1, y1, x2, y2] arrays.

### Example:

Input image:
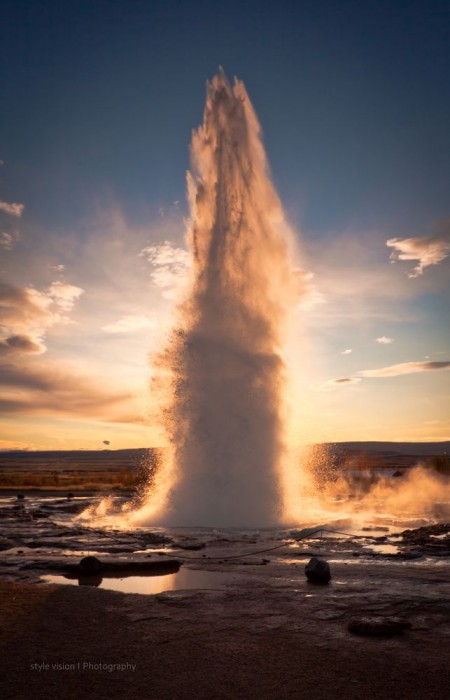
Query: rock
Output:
[[348, 616, 411, 637], [305, 557, 331, 584], [173, 541, 206, 551], [79, 555, 103, 574]]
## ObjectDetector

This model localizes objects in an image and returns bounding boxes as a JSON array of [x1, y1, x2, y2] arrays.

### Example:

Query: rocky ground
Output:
[[0, 494, 449, 699]]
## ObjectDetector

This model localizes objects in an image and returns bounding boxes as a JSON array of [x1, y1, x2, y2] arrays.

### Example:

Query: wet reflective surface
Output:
[[1, 492, 449, 597], [42, 568, 243, 594]]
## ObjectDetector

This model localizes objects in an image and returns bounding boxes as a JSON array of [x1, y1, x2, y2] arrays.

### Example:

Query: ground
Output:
[[1, 493, 449, 699], [1, 556, 449, 700]]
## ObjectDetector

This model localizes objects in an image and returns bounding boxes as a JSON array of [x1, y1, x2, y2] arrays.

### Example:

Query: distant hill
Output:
[[0, 442, 448, 467], [326, 442, 449, 456]]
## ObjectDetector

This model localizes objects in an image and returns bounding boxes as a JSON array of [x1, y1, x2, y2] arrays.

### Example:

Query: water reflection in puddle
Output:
[[41, 568, 242, 595]]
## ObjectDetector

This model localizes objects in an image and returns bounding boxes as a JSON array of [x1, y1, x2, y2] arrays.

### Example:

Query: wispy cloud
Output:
[[0, 231, 18, 250], [293, 269, 326, 309], [359, 361, 450, 378], [386, 224, 450, 277], [376, 336, 394, 344], [0, 360, 139, 422], [341, 348, 352, 355], [140, 240, 190, 300], [314, 377, 362, 391], [102, 314, 157, 334], [0, 201, 24, 217]]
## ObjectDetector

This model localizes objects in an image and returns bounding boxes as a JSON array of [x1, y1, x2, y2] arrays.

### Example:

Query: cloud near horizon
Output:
[[314, 377, 362, 391], [315, 360, 450, 391], [358, 361, 450, 378], [386, 224, 450, 277], [0, 360, 141, 423]]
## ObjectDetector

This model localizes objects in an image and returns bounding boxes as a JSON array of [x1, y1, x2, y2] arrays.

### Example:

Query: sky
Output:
[[0, 0, 449, 450]]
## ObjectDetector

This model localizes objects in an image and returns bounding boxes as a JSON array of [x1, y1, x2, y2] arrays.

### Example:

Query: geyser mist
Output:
[[135, 71, 295, 527]]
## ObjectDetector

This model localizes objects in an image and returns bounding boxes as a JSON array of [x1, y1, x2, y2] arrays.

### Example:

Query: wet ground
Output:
[[1, 492, 449, 595], [1, 493, 450, 699]]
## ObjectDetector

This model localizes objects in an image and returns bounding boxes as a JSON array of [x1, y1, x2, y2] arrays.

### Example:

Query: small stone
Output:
[[79, 555, 103, 574], [305, 557, 331, 584]]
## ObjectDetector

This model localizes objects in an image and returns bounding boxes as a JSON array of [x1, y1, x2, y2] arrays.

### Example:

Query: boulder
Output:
[[305, 557, 331, 584], [79, 555, 103, 574]]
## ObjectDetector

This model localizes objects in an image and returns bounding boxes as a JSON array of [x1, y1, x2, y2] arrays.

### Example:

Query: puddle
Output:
[[41, 568, 242, 595], [363, 543, 400, 555]]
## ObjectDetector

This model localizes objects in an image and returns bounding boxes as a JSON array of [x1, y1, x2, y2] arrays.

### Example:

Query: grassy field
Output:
[[0, 449, 160, 491]]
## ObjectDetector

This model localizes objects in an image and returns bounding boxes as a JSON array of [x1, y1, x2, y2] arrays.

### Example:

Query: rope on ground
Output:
[[158, 527, 358, 561]]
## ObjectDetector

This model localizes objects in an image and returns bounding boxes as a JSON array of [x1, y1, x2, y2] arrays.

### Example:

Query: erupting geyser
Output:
[[146, 71, 295, 527], [106, 70, 296, 528]]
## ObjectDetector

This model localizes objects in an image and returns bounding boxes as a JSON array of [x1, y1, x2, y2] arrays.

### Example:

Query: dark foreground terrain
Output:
[[1, 558, 449, 700], [0, 490, 449, 699]]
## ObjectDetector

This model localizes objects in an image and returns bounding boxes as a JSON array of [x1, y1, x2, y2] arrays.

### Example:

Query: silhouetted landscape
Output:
[[0, 442, 448, 490]]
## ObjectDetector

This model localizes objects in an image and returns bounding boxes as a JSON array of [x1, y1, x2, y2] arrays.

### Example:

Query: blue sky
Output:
[[0, 0, 449, 449]]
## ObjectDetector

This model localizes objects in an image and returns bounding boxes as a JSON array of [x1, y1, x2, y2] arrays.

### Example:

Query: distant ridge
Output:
[[323, 441, 449, 456], [1, 442, 448, 457]]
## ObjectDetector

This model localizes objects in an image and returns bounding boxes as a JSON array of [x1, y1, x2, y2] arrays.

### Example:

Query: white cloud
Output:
[[140, 240, 191, 299], [341, 348, 352, 355], [46, 281, 84, 312], [376, 336, 394, 344], [386, 226, 450, 277], [0, 201, 24, 217], [359, 361, 450, 378], [102, 314, 157, 334]]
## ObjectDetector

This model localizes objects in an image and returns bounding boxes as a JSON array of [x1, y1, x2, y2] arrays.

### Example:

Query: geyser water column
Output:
[[142, 71, 294, 527]]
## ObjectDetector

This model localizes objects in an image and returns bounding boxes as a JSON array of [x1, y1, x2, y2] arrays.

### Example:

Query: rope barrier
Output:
[[157, 527, 358, 561]]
